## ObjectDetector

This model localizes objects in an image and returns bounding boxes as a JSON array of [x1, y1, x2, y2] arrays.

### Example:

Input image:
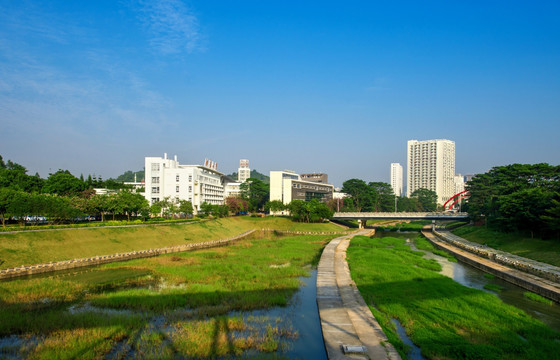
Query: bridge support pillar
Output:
[[358, 219, 367, 229]]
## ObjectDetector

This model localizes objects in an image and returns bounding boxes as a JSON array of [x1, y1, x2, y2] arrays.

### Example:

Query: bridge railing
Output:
[[333, 212, 469, 218]]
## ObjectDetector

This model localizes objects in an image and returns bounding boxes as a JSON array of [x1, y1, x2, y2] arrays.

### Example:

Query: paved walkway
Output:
[[317, 232, 401, 360]]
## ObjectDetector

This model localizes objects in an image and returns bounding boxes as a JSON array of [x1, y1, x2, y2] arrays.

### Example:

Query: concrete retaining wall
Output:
[[424, 227, 560, 303], [0, 229, 345, 280], [432, 228, 560, 284], [0, 230, 257, 280]]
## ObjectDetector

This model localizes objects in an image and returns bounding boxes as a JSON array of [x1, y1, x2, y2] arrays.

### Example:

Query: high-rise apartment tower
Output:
[[407, 139, 455, 205], [390, 163, 403, 197]]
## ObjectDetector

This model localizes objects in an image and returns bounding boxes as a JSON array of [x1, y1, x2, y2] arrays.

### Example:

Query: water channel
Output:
[[375, 231, 560, 359], [0, 266, 326, 359]]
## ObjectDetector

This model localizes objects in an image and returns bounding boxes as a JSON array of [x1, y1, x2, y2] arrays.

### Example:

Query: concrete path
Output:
[[317, 232, 401, 360]]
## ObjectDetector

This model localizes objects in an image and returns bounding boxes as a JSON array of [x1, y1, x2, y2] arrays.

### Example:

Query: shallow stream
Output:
[[376, 231, 560, 331]]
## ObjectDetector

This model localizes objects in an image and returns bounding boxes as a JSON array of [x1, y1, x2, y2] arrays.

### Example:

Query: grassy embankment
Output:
[[0, 218, 339, 358], [0, 216, 345, 269], [347, 235, 560, 359], [452, 225, 560, 267]]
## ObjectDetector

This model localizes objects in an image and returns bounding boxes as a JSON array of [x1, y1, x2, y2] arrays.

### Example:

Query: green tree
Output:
[[543, 197, 560, 234], [199, 202, 213, 217], [7, 191, 32, 226], [288, 199, 333, 223], [105, 193, 124, 220], [396, 196, 420, 212], [150, 203, 163, 218], [369, 182, 395, 212], [240, 178, 270, 212], [117, 191, 148, 220], [178, 200, 194, 217], [341, 179, 374, 212], [0, 158, 44, 193], [89, 194, 108, 221], [466, 163, 560, 237], [266, 200, 286, 214], [0, 188, 17, 226], [43, 170, 86, 196], [410, 188, 438, 212]]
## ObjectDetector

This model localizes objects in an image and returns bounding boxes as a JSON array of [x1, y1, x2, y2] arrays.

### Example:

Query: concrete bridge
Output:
[[333, 212, 469, 228]]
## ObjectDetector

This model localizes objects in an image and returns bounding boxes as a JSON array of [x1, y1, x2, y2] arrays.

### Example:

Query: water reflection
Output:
[[233, 269, 327, 359]]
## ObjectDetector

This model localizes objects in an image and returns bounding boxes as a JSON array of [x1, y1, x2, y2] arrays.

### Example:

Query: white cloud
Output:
[[135, 0, 201, 55]]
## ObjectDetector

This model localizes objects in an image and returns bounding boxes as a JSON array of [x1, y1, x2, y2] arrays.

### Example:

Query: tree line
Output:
[[465, 163, 560, 239], [338, 179, 439, 212], [0, 156, 146, 226]]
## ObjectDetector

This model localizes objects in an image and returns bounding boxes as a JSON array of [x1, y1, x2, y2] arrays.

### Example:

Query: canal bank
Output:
[[422, 227, 560, 303], [316, 231, 401, 360]]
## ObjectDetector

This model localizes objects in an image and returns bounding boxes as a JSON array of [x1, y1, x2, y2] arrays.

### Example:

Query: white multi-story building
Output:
[[224, 181, 243, 198], [270, 170, 334, 210], [238, 159, 251, 183], [144, 153, 225, 213], [390, 163, 403, 197], [407, 139, 456, 205]]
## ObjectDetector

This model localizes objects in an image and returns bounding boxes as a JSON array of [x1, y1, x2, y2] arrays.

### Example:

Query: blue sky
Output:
[[1, 1, 559, 187]]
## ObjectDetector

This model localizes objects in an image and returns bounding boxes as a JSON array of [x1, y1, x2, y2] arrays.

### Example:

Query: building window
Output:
[[151, 163, 160, 171], [176, 186, 180, 193], [189, 185, 192, 192], [188, 175, 192, 182], [152, 177, 159, 184], [176, 175, 180, 182], [151, 197, 159, 203], [151, 186, 159, 194]]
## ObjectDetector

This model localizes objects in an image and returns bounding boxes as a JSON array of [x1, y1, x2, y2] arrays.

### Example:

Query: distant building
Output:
[[390, 163, 403, 197], [223, 179, 243, 198], [93, 188, 117, 195], [407, 139, 456, 205], [269, 170, 334, 214], [454, 174, 465, 195], [144, 153, 225, 213], [300, 173, 329, 184], [123, 181, 145, 192], [238, 159, 251, 183]]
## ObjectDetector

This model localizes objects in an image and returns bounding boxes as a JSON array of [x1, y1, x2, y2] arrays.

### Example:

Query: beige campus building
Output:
[[407, 139, 456, 205], [270, 170, 334, 214]]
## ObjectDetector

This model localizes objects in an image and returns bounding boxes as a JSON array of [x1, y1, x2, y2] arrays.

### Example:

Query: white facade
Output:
[[454, 174, 465, 196], [270, 170, 300, 204], [407, 139, 456, 205], [390, 163, 403, 197], [224, 181, 242, 198], [270, 170, 334, 206], [238, 159, 251, 183], [144, 153, 225, 213]]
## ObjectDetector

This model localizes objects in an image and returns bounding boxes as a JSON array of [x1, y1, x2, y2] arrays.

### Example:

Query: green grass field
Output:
[[347, 235, 560, 360], [452, 225, 560, 267], [0, 231, 335, 358], [0, 216, 344, 269]]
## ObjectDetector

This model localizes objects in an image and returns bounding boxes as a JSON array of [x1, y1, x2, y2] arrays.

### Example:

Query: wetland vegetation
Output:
[[347, 233, 560, 360], [0, 217, 339, 358]]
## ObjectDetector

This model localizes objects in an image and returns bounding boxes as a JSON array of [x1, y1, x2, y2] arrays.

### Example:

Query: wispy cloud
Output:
[[135, 0, 201, 55]]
